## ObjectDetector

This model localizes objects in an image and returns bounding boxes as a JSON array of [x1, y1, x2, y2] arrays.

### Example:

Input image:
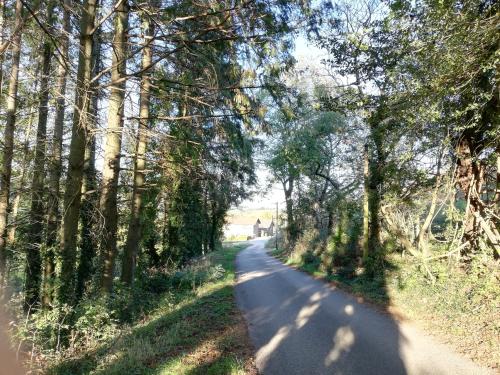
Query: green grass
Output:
[[48, 244, 256, 375]]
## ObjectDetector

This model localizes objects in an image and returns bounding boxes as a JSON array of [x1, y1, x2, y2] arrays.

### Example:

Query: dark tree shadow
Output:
[[47, 284, 255, 375], [235, 240, 408, 375]]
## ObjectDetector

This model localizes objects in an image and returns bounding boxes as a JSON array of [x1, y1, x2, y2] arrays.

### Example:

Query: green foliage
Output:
[[3, 0, 309, 371], [73, 301, 120, 345], [164, 179, 205, 264], [389, 253, 499, 368], [301, 250, 321, 268], [11, 244, 251, 374], [170, 263, 226, 291], [10, 302, 75, 354]]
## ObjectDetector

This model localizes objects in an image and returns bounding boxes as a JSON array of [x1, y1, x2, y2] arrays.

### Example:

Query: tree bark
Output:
[[455, 138, 500, 256], [43, 0, 71, 307], [59, 0, 98, 305], [0, 0, 5, 97], [0, 0, 23, 282], [75, 31, 100, 299], [495, 152, 499, 206], [24, 0, 56, 310], [367, 119, 385, 257], [362, 143, 369, 260], [416, 153, 442, 257], [283, 177, 296, 243], [7, 93, 38, 247], [122, 9, 153, 285], [495, 152, 500, 259], [202, 185, 209, 253], [209, 204, 218, 252], [75, 135, 97, 298], [161, 192, 167, 252], [99, 0, 129, 292]]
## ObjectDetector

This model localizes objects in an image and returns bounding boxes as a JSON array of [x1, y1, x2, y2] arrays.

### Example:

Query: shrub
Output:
[[73, 299, 119, 347], [7, 250, 231, 371], [301, 250, 321, 268], [289, 228, 320, 264]]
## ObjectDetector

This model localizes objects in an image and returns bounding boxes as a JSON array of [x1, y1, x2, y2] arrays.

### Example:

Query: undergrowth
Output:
[[9, 244, 256, 375]]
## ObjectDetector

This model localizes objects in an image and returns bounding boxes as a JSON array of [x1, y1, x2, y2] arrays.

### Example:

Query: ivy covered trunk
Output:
[[283, 178, 297, 243], [0, 0, 23, 282], [455, 137, 500, 256], [24, 1, 56, 310], [99, 0, 129, 293], [367, 118, 385, 260], [122, 8, 154, 285], [76, 32, 101, 299], [59, 0, 98, 305], [43, 0, 71, 307], [362, 143, 370, 260]]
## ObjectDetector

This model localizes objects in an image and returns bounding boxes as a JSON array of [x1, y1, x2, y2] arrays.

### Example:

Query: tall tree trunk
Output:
[[283, 177, 296, 243], [7, 92, 38, 247], [455, 138, 486, 245], [208, 196, 221, 252], [325, 209, 334, 239], [43, 0, 71, 307], [367, 120, 385, 257], [121, 9, 153, 285], [202, 185, 209, 254], [417, 153, 442, 257], [0, 0, 23, 282], [368, 163, 382, 254], [495, 152, 500, 207], [75, 134, 97, 298], [58, 0, 98, 305], [494, 152, 500, 259], [0, 0, 5, 97], [362, 143, 369, 260], [24, 1, 56, 311], [75, 32, 100, 299], [161, 191, 168, 262], [455, 138, 500, 256], [99, 0, 129, 292]]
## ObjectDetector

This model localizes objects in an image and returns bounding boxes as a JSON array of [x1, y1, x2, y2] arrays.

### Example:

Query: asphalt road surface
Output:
[[235, 239, 492, 375]]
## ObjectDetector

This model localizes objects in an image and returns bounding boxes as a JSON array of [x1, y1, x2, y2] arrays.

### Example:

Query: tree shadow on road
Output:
[[236, 246, 409, 374]]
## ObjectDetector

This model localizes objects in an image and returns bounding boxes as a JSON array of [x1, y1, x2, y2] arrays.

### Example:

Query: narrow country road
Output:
[[235, 239, 492, 375]]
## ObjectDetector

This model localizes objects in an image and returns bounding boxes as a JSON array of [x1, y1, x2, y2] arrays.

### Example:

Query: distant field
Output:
[[226, 209, 274, 222]]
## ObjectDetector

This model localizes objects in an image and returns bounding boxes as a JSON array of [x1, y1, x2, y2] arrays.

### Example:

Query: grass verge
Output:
[[47, 244, 256, 375]]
